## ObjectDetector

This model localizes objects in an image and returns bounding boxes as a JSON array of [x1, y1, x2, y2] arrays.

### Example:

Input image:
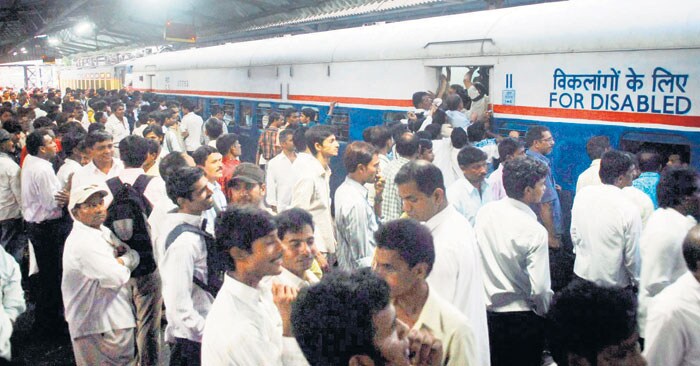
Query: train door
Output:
[[620, 132, 694, 169]]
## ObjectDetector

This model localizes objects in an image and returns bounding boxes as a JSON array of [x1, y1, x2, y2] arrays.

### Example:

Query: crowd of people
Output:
[[0, 82, 697, 366]]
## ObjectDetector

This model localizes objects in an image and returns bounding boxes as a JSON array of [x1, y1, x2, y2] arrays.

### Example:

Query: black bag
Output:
[[164, 223, 224, 297], [105, 175, 157, 277]]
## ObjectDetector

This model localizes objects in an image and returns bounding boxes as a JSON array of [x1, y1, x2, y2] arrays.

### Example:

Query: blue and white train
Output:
[[60, 0, 700, 194]]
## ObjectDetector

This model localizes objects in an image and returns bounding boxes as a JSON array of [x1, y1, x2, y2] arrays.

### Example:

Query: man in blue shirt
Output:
[[633, 149, 663, 209], [525, 126, 562, 247]]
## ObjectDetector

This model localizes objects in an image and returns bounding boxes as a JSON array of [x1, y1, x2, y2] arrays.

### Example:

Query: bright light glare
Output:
[[48, 38, 61, 46], [20, 48, 27, 54], [75, 21, 93, 35], [12, 52, 17, 56]]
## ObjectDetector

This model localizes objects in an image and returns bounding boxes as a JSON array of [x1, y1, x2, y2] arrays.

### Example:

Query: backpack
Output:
[[164, 223, 224, 297], [105, 175, 157, 277]]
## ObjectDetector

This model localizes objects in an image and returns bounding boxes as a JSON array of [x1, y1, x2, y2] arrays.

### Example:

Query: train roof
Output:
[[128, 0, 700, 71]]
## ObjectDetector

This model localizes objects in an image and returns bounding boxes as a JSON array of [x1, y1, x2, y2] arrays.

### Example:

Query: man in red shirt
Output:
[[216, 133, 241, 189]]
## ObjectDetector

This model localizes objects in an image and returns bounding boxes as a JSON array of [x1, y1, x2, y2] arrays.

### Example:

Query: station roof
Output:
[[0, 0, 548, 65]]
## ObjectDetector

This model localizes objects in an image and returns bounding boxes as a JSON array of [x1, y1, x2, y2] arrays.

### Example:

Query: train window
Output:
[[222, 101, 236, 126], [239, 102, 253, 128], [383, 112, 406, 125], [620, 132, 692, 166], [255, 103, 272, 129], [329, 111, 350, 142], [446, 66, 491, 96]]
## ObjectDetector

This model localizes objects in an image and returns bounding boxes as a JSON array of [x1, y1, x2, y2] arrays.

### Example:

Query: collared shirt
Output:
[[158, 212, 214, 343], [105, 114, 130, 153], [526, 149, 563, 235], [643, 272, 700, 366], [270, 267, 319, 289], [163, 125, 186, 154], [266, 152, 296, 212], [334, 177, 379, 271], [201, 275, 309, 365], [290, 157, 335, 253], [474, 138, 499, 164], [381, 155, 411, 222], [257, 127, 281, 161], [446, 110, 470, 129], [412, 288, 478, 366], [447, 177, 494, 227], [180, 112, 204, 152], [56, 158, 82, 189], [62, 221, 134, 339], [475, 198, 553, 316], [638, 208, 697, 337], [21, 154, 63, 223], [486, 164, 506, 200], [70, 158, 124, 196], [633, 172, 661, 209], [0, 152, 21, 221], [203, 182, 227, 236], [424, 205, 490, 366], [622, 186, 654, 228], [575, 159, 602, 193], [218, 156, 240, 191], [572, 184, 642, 288], [0, 246, 25, 361]]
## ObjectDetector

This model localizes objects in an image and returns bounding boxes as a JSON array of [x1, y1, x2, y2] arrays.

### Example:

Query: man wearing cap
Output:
[[62, 184, 140, 366], [0, 129, 25, 264], [225, 162, 267, 208]]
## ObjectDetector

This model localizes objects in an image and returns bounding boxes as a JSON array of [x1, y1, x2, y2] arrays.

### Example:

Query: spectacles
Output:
[[539, 137, 554, 143]]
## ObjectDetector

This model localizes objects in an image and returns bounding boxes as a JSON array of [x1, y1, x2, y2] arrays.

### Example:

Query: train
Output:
[[59, 0, 700, 196]]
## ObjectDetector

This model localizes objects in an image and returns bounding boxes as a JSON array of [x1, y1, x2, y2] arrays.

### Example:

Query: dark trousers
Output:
[[488, 311, 546, 366], [0, 217, 27, 264], [169, 337, 201, 366], [26, 215, 72, 333]]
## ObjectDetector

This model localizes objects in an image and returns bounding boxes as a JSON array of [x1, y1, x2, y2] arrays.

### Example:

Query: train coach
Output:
[[61, 0, 700, 195]]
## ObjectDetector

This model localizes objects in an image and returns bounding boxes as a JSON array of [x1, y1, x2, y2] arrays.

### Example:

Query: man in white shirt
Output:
[[56, 131, 89, 189], [159, 166, 214, 365], [270, 208, 320, 288], [159, 109, 186, 154], [381, 132, 419, 222], [395, 160, 490, 366], [0, 244, 24, 363], [374, 219, 478, 366], [575, 136, 610, 193], [180, 100, 204, 154], [290, 125, 338, 269], [447, 146, 494, 226], [638, 167, 700, 339], [62, 184, 140, 366], [475, 156, 553, 366], [0, 129, 25, 263], [192, 145, 226, 236], [487, 137, 524, 200], [22, 128, 72, 337], [201, 206, 308, 365], [71, 130, 124, 195], [266, 129, 297, 213], [105, 102, 130, 158], [363, 125, 393, 204], [644, 225, 700, 366], [572, 150, 642, 288], [335, 141, 381, 271]]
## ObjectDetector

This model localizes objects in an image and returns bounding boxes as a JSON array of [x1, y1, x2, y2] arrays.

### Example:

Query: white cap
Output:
[[68, 184, 108, 211]]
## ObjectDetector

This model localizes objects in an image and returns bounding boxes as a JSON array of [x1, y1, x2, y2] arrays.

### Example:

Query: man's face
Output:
[[0, 139, 15, 153], [184, 176, 214, 212], [300, 114, 310, 124], [373, 248, 418, 299], [0, 111, 12, 123], [618, 164, 637, 188], [360, 154, 380, 184], [398, 181, 441, 222], [280, 134, 295, 153], [227, 180, 265, 206], [231, 140, 242, 157], [201, 152, 223, 182], [73, 106, 84, 120], [373, 303, 411, 366], [419, 95, 433, 110], [245, 230, 285, 278], [280, 224, 316, 277], [318, 134, 339, 157], [287, 113, 300, 126], [164, 114, 178, 127], [524, 177, 547, 204], [592, 332, 646, 366], [73, 194, 107, 229], [419, 147, 434, 163], [114, 106, 125, 119], [508, 146, 526, 161], [145, 131, 163, 144], [462, 160, 488, 186], [41, 134, 58, 158], [89, 140, 113, 165], [534, 131, 555, 155]]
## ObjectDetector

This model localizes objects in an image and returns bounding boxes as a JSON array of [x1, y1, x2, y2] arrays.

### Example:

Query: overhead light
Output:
[[34, 34, 47, 39], [20, 47, 27, 54], [75, 21, 93, 35], [12, 52, 17, 56], [48, 38, 61, 46]]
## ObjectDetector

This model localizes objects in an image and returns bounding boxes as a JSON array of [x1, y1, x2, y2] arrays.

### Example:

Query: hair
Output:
[[293, 126, 309, 152], [599, 150, 634, 185], [26, 128, 53, 156], [683, 225, 700, 272], [87, 121, 106, 134], [395, 160, 445, 196], [301, 108, 316, 121], [445, 94, 462, 111], [636, 149, 663, 173], [267, 111, 282, 127], [159, 151, 190, 181], [283, 107, 298, 119], [547, 280, 638, 366], [181, 99, 195, 112], [152, 110, 168, 125], [110, 101, 124, 112], [146, 138, 160, 155], [166, 166, 205, 205], [0, 107, 15, 117], [278, 128, 295, 144], [450, 127, 468, 149], [305, 125, 334, 155], [192, 145, 218, 167], [424, 123, 441, 140], [467, 121, 487, 142], [2, 119, 22, 134], [216, 206, 276, 270], [93, 111, 107, 123], [657, 167, 699, 209], [119, 135, 150, 168], [292, 268, 390, 366], [142, 125, 164, 140], [363, 126, 392, 150], [416, 131, 433, 150], [276, 208, 315, 241], [524, 125, 550, 148], [432, 108, 447, 125], [84, 130, 113, 149], [215, 133, 239, 156], [32, 116, 53, 130], [375, 219, 435, 274], [343, 141, 376, 173], [585, 136, 611, 160], [395, 131, 419, 157], [61, 132, 86, 158], [457, 146, 487, 168], [503, 157, 550, 200], [204, 118, 224, 139], [498, 137, 524, 160], [412, 91, 429, 108]]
